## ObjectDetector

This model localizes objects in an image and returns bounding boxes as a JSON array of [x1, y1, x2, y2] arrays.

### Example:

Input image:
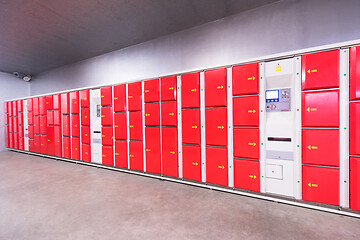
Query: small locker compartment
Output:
[[232, 63, 259, 96], [144, 79, 159, 103], [161, 76, 177, 101], [204, 68, 227, 107], [182, 145, 201, 182], [181, 72, 200, 108], [206, 146, 228, 187], [234, 159, 260, 192]]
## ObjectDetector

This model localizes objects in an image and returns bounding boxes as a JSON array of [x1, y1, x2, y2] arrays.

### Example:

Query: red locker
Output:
[[102, 146, 114, 166], [17, 100, 23, 112], [72, 137, 80, 160], [101, 87, 112, 106], [8, 102, 13, 117], [161, 127, 178, 177], [39, 116, 47, 134], [5, 114, 9, 125], [39, 97, 46, 115], [350, 102, 360, 155], [182, 145, 201, 182], [33, 135, 39, 152], [71, 115, 80, 137], [79, 90, 90, 108], [54, 110, 61, 125], [19, 137, 24, 150], [81, 126, 91, 144], [81, 108, 90, 126], [301, 50, 339, 91], [70, 91, 79, 114], [144, 79, 159, 103], [302, 166, 339, 206], [302, 90, 339, 127], [18, 112, 24, 125], [161, 102, 177, 126], [101, 107, 113, 126], [28, 112, 34, 125], [181, 72, 200, 109], [5, 126, 9, 148], [114, 84, 126, 112], [233, 128, 259, 159], [47, 110, 54, 125], [129, 141, 143, 171], [29, 139, 34, 152], [129, 111, 143, 141], [115, 140, 128, 168], [145, 127, 161, 174], [45, 95, 53, 110], [53, 94, 61, 109], [182, 109, 200, 145], [81, 144, 91, 162], [350, 46, 360, 100], [46, 126, 55, 155], [13, 118, 19, 133], [232, 63, 259, 96], [205, 108, 227, 146], [350, 157, 360, 211], [33, 98, 40, 115], [144, 103, 160, 126], [9, 133, 14, 149], [63, 115, 70, 136], [233, 96, 259, 127], [102, 126, 113, 146], [114, 112, 127, 140], [40, 135, 47, 154], [302, 129, 339, 167], [205, 68, 227, 107], [234, 159, 260, 192], [54, 126, 62, 157], [61, 93, 70, 114], [19, 125, 24, 138], [161, 76, 177, 101], [12, 101, 18, 116], [14, 133, 19, 149], [28, 125, 34, 139], [206, 146, 228, 186], [27, 99, 33, 112], [63, 136, 71, 158], [128, 82, 142, 111], [4, 102, 9, 113]]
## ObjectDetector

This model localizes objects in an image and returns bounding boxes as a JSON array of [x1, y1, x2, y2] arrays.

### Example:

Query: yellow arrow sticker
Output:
[[101, 96, 104, 98], [247, 76, 256, 80], [102, 154, 106, 157], [192, 162, 198, 166], [85, 134, 88, 136], [169, 113, 174, 116], [190, 88, 197, 92], [145, 113, 150, 117], [275, 66, 282, 72], [129, 125, 134, 128], [308, 182, 318, 187], [146, 149, 151, 152], [115, 153, 119, 156], [130, 154, 134, 157], [86, 152, 89, 155], [218, 165, 225, 170], [249, 175, 257, 179], [101, 115, 105, 117], [307, 145, 318, 150], [170, 151, 176, 154], [248, 142, 256, 146], [306, 107, 317, 112], [85, 116, 87, 118], [114, 97, 118, 100], [115, 125, 118, 128], [169, 87, 174, 90], [144, 90, 150, 93], [247, 109, 256, 114], [128, 96, 133, 99], [307, 69, 318, 74], [217, 126, 224, 129], [217, 85, 224, 89], [191, 125, 197, 129], [102, 135, 106, 137]]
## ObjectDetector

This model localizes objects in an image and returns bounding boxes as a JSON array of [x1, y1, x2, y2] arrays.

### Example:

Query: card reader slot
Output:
[[267, 137, 291, 142]]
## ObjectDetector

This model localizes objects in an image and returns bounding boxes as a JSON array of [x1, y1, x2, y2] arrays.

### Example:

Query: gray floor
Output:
[[0, 151, 359, 240]]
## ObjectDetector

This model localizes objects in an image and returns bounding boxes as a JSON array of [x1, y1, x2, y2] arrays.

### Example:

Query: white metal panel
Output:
[[294, 57, 302, 200], [259, 62, 266, 193], [177, 76, 183, 178], [200, 71, 206, 182], [227, 67, 234, 187], [142, 81, 146, 172], [23, 100, 29, 151], [126, 84, 130, 169]]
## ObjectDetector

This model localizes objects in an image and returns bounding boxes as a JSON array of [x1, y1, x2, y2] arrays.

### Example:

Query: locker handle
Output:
[[267, 137, 291, 142]]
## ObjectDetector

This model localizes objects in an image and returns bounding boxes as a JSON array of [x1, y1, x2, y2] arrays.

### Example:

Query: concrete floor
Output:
[[0, 151, 359, 240]]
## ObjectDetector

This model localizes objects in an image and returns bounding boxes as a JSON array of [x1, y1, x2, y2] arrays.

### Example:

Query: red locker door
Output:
[[301, 50, 339, 91], [102, 146, 114, 166], [115, 140, 128, 168], [34, 135, 41, 153], [233, 128, 259, 159], [205, 68, 227, 107], [181, 72, 200, 108], [61, 93, 70, 114], [14, 117, 19, 133], [53, 94, 61, 109], [4, 102, 8, 113], [128, 82, 142, 111], [72, 137, 80, 160], [19, 124, 24, 138], [5, 113, 9, 125], [33, 98, 39, 115], [302, 90, 339, 127], [47, 110, 54, 125], [234, 159, 260, 192], [205, 108, 227, 146], [9, 133, 14, 149], [182, 109, 200, 145], [144, 103, 160, 126], [302, 166, 339, 206], [63, 136, 71, 158], [5, 126, 9, 148], [28, 112, 34, 125], [232, 63, 259, 96], [233, 96, 259, 127], [13, 101, 18, 116], [80, 90, 90, 108], [17, 100, 23, 113], [182, 145, 201, 182], [54, 110, 61, 125], [101, 106, 113, 126], [145, 127, 161, 174], [14, 133, 19, 149], [206, 146, 228, 186], [114, 84, 126, 112], [70, 91, 79, 114], [63, 115, 70, 136], [144, 79, 159, 103], [81, 126, 91, 144], [350, 102, 360, 155], [27, 99, 33, 112], [29, 139, 34, 152], [102, 126, 113, 146], [81, 108, 90, 126], [39, 97, 46, 115], [71, 115, 80, 137], [161, 102, 177, 126], [302, 129, 339, 167], [45, 95, 53, 110], [350, 157, 360, 211], [161, 76, 177, 101], [101, 87, 112, 106], [114, 112, 127, 140], [350, 46, 360, 100], [19, 137, 24, 150], [161, 127, 178, 178], [129, 141, 143, 171], [81, 144, 91, 162], [40, 135, 47, 154], [39, 116, 47, 134], [129, 111, 143, 141], [28, 125, 34, 139], [18, 112, 24, 125], [46, 126, 55, 155], [54, 126, 62, 157]]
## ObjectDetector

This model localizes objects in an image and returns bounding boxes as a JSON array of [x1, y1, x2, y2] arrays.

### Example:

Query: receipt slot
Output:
[[262, 58, 301, 198]]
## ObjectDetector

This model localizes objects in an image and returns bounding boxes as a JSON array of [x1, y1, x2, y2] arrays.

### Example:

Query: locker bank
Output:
[[1, 1, 360, 238]]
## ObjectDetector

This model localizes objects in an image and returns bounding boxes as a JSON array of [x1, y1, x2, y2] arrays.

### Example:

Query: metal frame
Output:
[[126, 84, 130, 169], [141, 81, 146, 172], [200, 71, 206, 183], [294, 57, 302, 199], [259, 62, 266, 193], [226, 67, 234, 187], [177, 76, 183, 178]]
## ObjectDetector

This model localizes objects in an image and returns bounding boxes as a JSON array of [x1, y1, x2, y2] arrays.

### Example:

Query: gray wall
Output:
[[0, 72, 30, 151], [30, 0, 360, 95]]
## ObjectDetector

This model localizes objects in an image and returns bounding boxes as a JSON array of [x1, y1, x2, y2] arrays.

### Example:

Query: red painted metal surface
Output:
[[101, 87, 112, 106], [70, 91, 79, 114], [81, 144, 91, 162], [161, 102, 177, 126], [205, 68, 227, 107], [101, 106, 113, 126], [144, 79, 159, 103], [144, 103, 160, 126], [234, 159, 260, 192], [182, 145, 201, 182], [71, 115, 80, 137], [145, 127, 161, 174], [114, 84, 127, 112], [181, 72, 200, 108], [102, 146, 114, 166], [161, 76, 177, 101], [71, 137, 80, 160], [115, 140, 128, 168], [81, 126, 91, 144], [181, 109, 200, 145], [205, 108, 227, 146], [101, 126, 113, 146], [233, 96, 259, 127], [129, 141, 143, 171], [53, 94, 61, 110], [129, 111, 143, 141], [61, 93, 70, 114], [114, 112, 127, 140], [233, 128, 259, 159], [161, 127, 178, 177], [81, 108, 90, 126], [63, 115, 70, 136], [128, 82, 142, 111], [80, 90, 90, 108], [206, 146, 228, 186], [232, 63, 259, 96]]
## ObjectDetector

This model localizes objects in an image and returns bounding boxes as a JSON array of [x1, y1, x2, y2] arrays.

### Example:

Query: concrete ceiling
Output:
[[0, 0, 278, 75]]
